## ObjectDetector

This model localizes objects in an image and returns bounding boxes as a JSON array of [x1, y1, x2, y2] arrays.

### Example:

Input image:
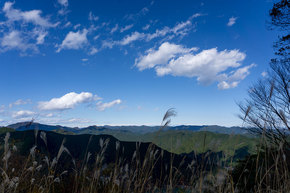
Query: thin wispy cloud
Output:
[[124, 6, 150, 21], [261, 71, 268, 77], [102, 13, 202, 49], [120, 24, 134, 33], [142, 24, 150, 30], [12, 110, 36, 118], [58, 0, 69, 7], [96, 99, 122, 111], [119, 32, 146, 45], [227, 17, 237, 26], [89, 47, 99, 55], [110, 24, 119, 34], [9, 99, 31, 108], [88, 11, 99, 21]]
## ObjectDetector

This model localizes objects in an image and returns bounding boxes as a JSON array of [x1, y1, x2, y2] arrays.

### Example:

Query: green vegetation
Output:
[[0, 127, 14, 134], [0, 128, 288, 193], [147, 130, 256, 155], [52, 128, 257, 158]]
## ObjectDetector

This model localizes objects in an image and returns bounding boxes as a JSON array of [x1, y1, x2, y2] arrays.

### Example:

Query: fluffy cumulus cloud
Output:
[[3, 2, 57, 27], [57, 29, 88, 52], [1, 30, 36, 52], [0, 2, 58, 53], [135, 42, 255, 89], [227, 17, 237, 26], [135, 42, 197, 70], [96, 99, 122, 111], [38, 92, 95, 111], [12, 110, 35, 118]]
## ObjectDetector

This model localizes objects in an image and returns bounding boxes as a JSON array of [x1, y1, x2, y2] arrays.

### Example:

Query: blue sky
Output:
[[0, 0, 277, 127]]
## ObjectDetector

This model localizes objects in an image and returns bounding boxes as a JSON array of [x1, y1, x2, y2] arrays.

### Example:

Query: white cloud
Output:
[[88, 12, 99, 21], [135, 42, 254, 89], [102, 31, 146, 48], [39, 117, 93, 126], [64, 21, 72, 28], [101, 40, 115, 49], [103, 13, 201, 48], [3, 2, 57, 28], [1, 30, 37, 52], [119, 32, 145, 45], [96, 99, 122, 111], [146, 27, 171, 41], [227, 17, 237, 26], [217, 63, 256, 89], [190, 13, 202, 19], [261, 71, 268, 77], [145, 20, 191, 41], [135, 42, 197, 70], [58, 0, 68, 7], [74, 24, 81, 30], [36, 31, 48, 45], [45, 113, 54, 117], [12, 110, 35, 118], [120, 24, 133, 33], [93, 35, 100, 40], [38, 92, 95, 111], [89, 47, 98, 55], [1, 2, 57, 53], [110, 24, 119, 34], [124, 6, 149, 21], [81, 58, 88, 62], [57, 29, 88, 52], [102, 32, 146, 49], [0, 105, 5, 114], [142, 24, 150, 30], [146, 13, 201, 41], [9, 99, 31, 108], [171, 20, 192, 36]]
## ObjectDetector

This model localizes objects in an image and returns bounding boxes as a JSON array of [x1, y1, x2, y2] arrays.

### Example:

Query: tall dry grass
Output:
[[0, 110, 289, 193]]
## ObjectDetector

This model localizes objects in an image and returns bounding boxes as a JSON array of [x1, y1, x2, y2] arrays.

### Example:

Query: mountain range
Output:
[[7, 122, 248, 135], [1, 122, 256, 160]]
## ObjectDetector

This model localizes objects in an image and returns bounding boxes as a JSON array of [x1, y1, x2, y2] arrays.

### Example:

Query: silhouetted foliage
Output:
[[235, 1, 290, 192], [269, 0, 289, 56], [239, 0, 289, 147], [232, 145, 290, 193]]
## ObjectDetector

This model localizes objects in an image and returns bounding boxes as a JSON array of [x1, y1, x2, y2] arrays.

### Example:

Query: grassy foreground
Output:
[[0, 128, 289, 193]]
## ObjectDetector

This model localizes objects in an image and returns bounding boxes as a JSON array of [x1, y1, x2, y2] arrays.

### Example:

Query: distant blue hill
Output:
[[7, 122, 248, 135]]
